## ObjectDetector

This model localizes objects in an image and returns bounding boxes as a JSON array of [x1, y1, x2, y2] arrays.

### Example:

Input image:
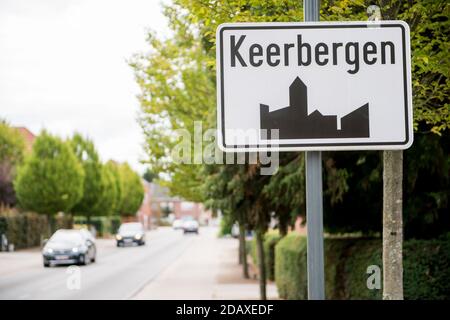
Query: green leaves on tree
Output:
[[14, 131, 84, 216]]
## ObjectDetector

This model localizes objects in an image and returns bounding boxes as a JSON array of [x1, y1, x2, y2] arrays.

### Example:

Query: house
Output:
[[136, 181, 212, 229], [136, 180, 153, 229]]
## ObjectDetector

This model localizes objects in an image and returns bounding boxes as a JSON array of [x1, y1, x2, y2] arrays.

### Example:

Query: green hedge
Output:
[[74, 215, 121, 236], [0, 210, 72, 249], [248, 231, 283, 281], [275, 233, 450, 300], [274, 233, 308, 299]]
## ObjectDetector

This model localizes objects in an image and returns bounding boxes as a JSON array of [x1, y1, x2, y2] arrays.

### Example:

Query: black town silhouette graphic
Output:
[[260, 77, 370, 139]]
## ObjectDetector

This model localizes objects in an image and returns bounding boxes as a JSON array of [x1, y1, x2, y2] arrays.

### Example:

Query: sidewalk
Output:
[[132, 227, 278, 300]]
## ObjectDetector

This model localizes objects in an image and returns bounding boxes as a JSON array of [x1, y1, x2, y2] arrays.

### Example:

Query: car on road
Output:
[[172, 219, 183, 230], [181, 216, 199, 234], [42, 229, 96, 267], [116, 222, 146, 247]]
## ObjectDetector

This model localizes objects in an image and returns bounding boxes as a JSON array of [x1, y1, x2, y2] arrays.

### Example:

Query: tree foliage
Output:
[[133, 0, 449, 238], [118, 163, 144, 217], [14, 131, 84, 215], [143, 168, 158, 183], [130, 15, 215, 202], [94, 164, 120, 216], [70, 134, 109, 220], [106, 160, 124, 215], [0, 120, 25, 206]]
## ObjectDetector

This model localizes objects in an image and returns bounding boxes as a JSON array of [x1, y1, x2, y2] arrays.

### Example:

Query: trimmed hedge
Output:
[[249, 231, 282, 281], [275, 233, 450, 300], [402, 237, 450, 300], [274, 233, 308, 299], [0, 210, 72, 249]]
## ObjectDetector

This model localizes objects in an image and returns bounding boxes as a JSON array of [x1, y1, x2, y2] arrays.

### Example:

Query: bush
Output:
[[275, 234, 308, 299], [275, 233, 450, 300], [0, 209, 49, 249], [248, 230, 282, 281], [403, 238, 450, 300], [264, 232, 283, 281]]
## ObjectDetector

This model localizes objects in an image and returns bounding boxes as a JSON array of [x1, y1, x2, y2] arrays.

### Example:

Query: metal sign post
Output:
[[303, 0, 325, 300]]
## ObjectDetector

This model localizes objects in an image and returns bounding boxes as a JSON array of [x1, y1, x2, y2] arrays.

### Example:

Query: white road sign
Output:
[[216, 21, 413, 152]]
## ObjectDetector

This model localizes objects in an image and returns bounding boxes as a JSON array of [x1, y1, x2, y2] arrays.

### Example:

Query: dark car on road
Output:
[[42, 229, 96, 267], [116, 222, 146, 247]]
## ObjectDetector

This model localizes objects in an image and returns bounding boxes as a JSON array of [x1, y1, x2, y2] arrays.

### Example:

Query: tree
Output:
[[133, 1, 449, 302], [14, 131, 84, 228], [118, 163, 144, 217], [243, 165, 272, 300], [143, 168, 158, 183], [263, 153, 306, 236], [130, 7, 215, 203], [317, 0, 450, 238], [203, 164, 251, 278], [203, 162, 273, 299], [94, 164, 119, 216], [174, 0, 449, 238], [0, 120, 25, 206], [106, 160, 124, 216], [70, 134, 109, 224]]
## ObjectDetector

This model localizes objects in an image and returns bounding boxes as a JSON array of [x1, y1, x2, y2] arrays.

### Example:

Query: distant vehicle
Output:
[[42, 229, 96, 267], [231, 223, 240, 238], [181, 216, 199, 234], [172, 219, 183, 230], [116, 222, 146, 247]]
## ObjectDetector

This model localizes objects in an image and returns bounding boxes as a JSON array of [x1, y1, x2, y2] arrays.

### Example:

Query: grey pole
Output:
[[304, 0, 325, 300], [304, 0, 320, 22]]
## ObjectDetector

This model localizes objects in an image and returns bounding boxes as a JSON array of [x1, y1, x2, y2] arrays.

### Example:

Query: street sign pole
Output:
[[304, 0, 325, 300]]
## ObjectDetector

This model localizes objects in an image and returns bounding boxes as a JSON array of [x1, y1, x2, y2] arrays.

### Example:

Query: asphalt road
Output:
[[0, 227, 195, 299]]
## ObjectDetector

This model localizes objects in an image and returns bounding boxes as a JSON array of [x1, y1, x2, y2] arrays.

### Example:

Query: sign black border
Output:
[[219, 23, 410, 150]]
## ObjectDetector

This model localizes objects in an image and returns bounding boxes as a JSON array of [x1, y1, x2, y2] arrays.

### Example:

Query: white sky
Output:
[[0, 0, 170, 173]]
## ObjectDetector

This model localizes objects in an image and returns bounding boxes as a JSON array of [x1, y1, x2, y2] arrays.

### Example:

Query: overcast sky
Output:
[[0, 0, 170, 173]]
